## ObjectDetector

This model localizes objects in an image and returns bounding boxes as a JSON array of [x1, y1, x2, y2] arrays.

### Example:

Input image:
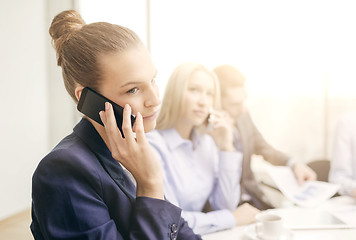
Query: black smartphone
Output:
[[206, 108, 214, 131], [77, 87, 136, 137]]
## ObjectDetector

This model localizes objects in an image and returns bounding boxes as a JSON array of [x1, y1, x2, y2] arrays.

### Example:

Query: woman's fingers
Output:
[[210, 114, 226, 127], [99, 103, 150, 162], [103, 103, 122, 138], [99, 110, 107, 125], [121, 104, 136, 145], [209, 110, 234, 129], [135, 112, 147, 145], [100, 102, 124, 157], [211, 121, 225, 129]]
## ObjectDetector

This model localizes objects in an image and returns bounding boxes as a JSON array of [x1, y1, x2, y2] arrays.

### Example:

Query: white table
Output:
[[203, 196, 356, 240]]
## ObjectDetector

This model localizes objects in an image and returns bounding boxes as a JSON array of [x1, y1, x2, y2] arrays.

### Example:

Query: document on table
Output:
[[265, 165, 340, 208]]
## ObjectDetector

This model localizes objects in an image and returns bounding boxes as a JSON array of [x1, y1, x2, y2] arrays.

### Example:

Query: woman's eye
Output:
[[127, 87, 138, 94]]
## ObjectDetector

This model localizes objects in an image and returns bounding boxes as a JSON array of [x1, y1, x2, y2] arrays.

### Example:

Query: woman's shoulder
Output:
[[34, 133, 101, 181], [146, 129, 171, 146], [146, 129, 163, 140], [146, 129, 177, 157]]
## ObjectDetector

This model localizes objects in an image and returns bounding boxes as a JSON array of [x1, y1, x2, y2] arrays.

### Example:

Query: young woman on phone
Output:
[[31, 10, 200, 240], [147, 62, 260, 235]]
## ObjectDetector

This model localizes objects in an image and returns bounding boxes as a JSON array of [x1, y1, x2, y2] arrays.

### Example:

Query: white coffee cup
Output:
[[255, 212, 285, 239]]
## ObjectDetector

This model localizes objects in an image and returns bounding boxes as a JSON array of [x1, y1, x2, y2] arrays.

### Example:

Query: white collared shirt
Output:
[[329, 112, 356, 196]]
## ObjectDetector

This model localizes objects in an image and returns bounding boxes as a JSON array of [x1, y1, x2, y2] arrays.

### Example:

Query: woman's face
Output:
[[180, 70, 215, 127], [97, 44, 160, 132], [221, 86, 246, 121]]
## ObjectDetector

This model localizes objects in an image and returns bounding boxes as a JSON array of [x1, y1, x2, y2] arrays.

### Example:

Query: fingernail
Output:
[[125, 104, 130, 110], [99, 111, 105, 124], [105, 102, 110, 110]]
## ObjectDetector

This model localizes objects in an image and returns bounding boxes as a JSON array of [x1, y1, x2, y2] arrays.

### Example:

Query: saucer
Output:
[[243, 224, 293, 240]]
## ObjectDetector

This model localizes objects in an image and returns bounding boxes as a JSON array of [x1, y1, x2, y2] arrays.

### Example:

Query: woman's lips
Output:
[[193, 110, 208, 118], [143, 111, 158, 120]]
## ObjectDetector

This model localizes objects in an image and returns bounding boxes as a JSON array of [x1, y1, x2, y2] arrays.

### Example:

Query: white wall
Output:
[[0, 0, 48, 220], [78, 0, 147, 44], [0, 0, 77, 221]]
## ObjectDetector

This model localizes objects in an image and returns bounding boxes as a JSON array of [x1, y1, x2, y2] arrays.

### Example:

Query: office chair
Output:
[[307, 159, 331, 182]]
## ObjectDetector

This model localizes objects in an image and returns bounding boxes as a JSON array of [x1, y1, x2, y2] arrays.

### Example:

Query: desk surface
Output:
[[203, 196, 356, 240]]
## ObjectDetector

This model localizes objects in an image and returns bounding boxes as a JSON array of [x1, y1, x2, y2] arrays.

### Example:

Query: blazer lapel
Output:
[[95, 151, 136, 202], [73, 118, 136, 202]]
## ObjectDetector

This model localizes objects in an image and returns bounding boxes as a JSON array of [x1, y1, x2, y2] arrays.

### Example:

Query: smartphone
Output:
[[77, 87, 136, 137], [206, 108, 214, 131]]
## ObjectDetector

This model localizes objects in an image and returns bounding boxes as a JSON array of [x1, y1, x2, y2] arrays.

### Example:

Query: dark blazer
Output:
[[31, 118, 201, 240], [236, 111, 289, 210]]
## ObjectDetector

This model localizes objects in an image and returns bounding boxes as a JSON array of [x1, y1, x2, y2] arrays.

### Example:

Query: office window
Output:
[[79, 0, 147, 44], [79, 0, 356, 162]]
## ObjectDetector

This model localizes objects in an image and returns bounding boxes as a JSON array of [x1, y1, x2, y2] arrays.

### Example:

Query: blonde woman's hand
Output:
[[232, 203, 260, 226], [100, 102, 164, 199], [207, 110, 235, 151]]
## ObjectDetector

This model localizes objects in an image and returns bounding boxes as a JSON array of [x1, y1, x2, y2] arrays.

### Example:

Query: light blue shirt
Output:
[[147, 128, 242, 235]]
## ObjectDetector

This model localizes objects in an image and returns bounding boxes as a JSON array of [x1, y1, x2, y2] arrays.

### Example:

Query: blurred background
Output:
[[1, 0, 356, 223]]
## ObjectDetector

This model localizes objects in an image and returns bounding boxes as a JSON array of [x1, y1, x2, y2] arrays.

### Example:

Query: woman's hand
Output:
[[100, 102, 164, 199], [207, 110, 235, 151], [232, 203, 260, 226]]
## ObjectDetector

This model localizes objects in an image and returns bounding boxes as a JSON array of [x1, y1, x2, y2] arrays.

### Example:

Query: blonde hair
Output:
[[49, 10, 142, 102], [156, 62, 221, 130], [213, 64, 245, 95]]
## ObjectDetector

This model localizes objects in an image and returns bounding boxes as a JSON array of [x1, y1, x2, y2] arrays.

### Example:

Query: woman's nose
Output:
[[145, 85, 161, 108], [198, 92, 209, 106]]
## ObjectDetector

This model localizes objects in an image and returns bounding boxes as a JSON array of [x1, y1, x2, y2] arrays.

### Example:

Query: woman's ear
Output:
[[75, 85, 84, 101]]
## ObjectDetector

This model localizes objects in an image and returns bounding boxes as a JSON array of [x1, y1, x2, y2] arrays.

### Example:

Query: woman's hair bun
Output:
[[49, 10, 85, 66]]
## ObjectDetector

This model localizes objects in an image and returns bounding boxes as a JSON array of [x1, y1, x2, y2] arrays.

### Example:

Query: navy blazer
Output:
[[31, 118, 201, 240]]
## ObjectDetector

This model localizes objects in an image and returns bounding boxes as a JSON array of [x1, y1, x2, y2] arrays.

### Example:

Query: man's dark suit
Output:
[[236, 111, 289, 210], [31, 118, 200, 240]]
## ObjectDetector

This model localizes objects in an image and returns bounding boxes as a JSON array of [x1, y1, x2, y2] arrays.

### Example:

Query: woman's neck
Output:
[[174, 121, 193, 140]]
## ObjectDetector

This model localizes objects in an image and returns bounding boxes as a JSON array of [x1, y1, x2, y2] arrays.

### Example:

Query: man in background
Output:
[[213, 64, 317, 210]]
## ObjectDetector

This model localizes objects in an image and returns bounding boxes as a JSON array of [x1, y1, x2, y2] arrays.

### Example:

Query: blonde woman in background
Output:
[[147, 62, 260, 235]]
